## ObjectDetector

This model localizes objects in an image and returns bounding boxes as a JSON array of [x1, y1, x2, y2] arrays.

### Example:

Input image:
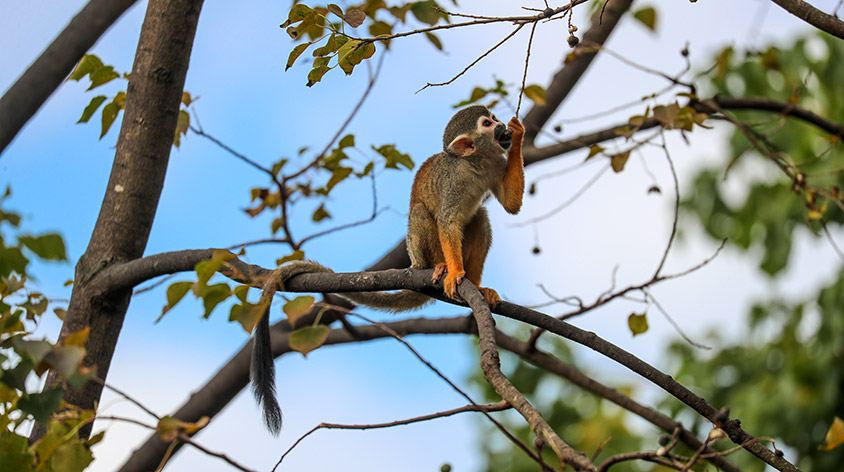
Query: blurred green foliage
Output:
[[472, 33, 844, 471]]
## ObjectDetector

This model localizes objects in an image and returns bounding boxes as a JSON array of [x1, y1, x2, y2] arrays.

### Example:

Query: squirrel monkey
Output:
[[252, 105, 524, 433]]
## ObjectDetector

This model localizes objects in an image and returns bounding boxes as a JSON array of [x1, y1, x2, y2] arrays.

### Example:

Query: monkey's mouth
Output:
[[496, 128, 513, 150]]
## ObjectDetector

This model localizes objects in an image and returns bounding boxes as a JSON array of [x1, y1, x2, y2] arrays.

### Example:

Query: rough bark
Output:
[[31, 0, 204, 441], [769, 0, 844, 39], [0, 0, 138, 155]]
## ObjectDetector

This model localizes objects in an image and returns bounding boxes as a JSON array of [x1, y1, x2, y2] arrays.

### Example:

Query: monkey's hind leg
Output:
[[407, 204, 445, 283], [462, 208, 501, 306]]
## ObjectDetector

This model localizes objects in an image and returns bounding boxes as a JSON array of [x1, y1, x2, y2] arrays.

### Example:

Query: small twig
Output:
[[94, 377, 160, 420], [96, 415, 255, 472], [298, 172, 386, 246], [515, 21, 538, 117], [821, 221, 844, 262], [653, 132, 680, 278], [513, 163, 610, 227], [417, 24, 525, 92], [133, 273, 177, 296], [644, 289, 711, 350], [275, 401, 510, 468]]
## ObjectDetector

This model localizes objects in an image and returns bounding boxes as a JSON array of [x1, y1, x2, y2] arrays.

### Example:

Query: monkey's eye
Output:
[[483, 120, 493, 127]]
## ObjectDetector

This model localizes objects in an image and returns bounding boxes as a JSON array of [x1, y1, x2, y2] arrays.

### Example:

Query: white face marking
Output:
[[476, 113, 501, 136]]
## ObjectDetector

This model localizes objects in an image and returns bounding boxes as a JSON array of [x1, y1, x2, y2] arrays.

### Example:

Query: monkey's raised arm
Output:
[[493, 117, 525, 214]]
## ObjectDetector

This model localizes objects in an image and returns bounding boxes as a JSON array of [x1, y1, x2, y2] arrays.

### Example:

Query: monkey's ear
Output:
[[447, 134, 475, 157]]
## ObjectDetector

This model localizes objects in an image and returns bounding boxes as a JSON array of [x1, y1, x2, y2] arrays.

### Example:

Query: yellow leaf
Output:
[[523, 84, 546, 106], [820, 416, 844, 451], [627, 312, 649, 336], [284, 296, 316, 327], [610, 151, 631, 173], [156, 415, 209, 442], [289, 325, 329, 356], [62, 327, 90, 347]]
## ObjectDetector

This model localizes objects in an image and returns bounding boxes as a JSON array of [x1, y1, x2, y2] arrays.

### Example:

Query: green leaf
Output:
[[337, 40, 376, 75], [523, 84, 547, 106], [339, 134, 355, 149], [160, 281, 193, 319], [307, 65, 332, 87], [325, 166, 353, 193], [369, 20, 392, 39], [77, 96, 107, 124], [230, 302, 262, 334], [18, 387, 63, 423], [289, 325, 330, 356], [627, 312, 649, 336], [19, 233, 66, 261], [282, 4, 313, 28], [424, 32, 443, 51], [286, 42, 311, 70], [610, 150, 631, 173], [373, 144, 414, 169], [454, 87, 488, 108], [100, 102, 120, 139], [87, 65, 119, 90], [202, 283, 231, 318], [181, 91, 194, 106], [633, 6, 658, 32], [312, 203, 331, 222], [283, 295, 316, 327], [410, 0, 440, 25], [47, 441, 94, 472], [68, 54, 104, 81], [0, 431, 34, 472]]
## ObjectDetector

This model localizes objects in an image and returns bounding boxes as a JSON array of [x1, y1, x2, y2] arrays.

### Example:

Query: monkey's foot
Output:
[[432, 263, 448, 284], [443, 271, 465, 300], [478, 287, 501, 307]]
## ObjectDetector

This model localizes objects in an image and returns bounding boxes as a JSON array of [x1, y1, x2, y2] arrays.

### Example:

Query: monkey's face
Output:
[[444, 106, 511, 157], [477, 113, 512, 151]]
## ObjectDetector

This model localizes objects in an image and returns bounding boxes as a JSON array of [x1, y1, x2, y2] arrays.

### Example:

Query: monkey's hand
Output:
[[442, 270, 465, 300], [478, 287, 501, 307], [508, 117, 525, 145]]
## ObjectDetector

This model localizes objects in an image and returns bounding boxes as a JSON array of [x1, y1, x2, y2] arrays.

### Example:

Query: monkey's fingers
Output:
[[432, 262, 448, 284], [478, 287, 501, 307], [508, 117, 525, 133], [443, 272, 464, 300]]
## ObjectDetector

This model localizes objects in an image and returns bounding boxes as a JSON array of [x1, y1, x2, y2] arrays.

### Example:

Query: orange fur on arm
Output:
[[500, 128, 525, 214]]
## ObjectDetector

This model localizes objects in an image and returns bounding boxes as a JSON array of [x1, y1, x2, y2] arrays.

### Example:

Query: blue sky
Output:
[[2, 1, 843, 471]]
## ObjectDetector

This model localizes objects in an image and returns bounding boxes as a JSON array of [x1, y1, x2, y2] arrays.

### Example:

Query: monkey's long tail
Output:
[[249, 260, 431, 433], [251, 309, 282, 435]]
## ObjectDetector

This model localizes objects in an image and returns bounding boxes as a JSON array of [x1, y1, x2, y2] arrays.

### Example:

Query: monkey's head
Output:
[[443, 105, 512, 157]]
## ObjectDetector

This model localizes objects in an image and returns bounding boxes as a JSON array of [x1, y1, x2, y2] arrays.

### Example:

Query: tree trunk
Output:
[[0, 0, 138, 155], [31, 0, 204, 441]]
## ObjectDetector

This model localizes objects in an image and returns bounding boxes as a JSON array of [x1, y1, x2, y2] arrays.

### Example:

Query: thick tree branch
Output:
[[105, 252, 793, 470], [33, 0, 204, 441], [0, 0, 138, 155], [522, 0, 634, 144], [123, 314, 739, 472], [458, 279, 595, 470], [769, 0, 844, 39], [706, 96, 844, 139]]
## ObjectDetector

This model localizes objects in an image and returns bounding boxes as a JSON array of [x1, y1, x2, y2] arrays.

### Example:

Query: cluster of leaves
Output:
[[283, 0, 451, 86], [470, 327, 656, 471], [244, 132, 412, 243], [0, 191, 99, 471], [663, 267, 844, 470], [686, 33, 844, 275], [159, 251, 332, 356], [69, 54, 194, 147]]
